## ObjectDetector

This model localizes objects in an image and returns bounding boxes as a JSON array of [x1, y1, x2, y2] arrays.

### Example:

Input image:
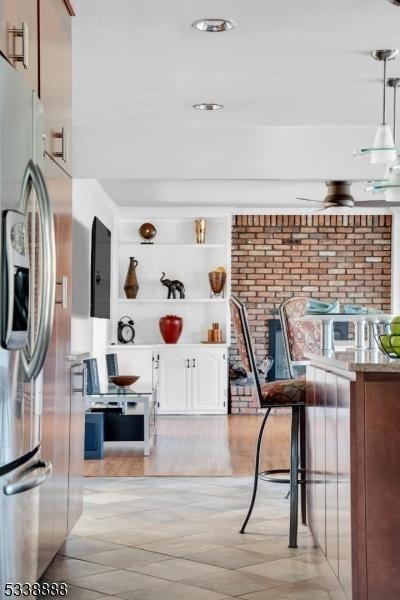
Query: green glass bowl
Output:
[[373, 321, 400, 358], [378, 334, 400, 358]]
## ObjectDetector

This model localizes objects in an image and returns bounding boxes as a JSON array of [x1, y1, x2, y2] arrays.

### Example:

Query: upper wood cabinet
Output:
[[39, 0, 72, 175], [0, 0, 39, 91]]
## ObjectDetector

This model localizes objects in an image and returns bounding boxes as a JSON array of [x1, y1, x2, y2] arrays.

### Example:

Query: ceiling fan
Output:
[[297, 180, 400, 210]]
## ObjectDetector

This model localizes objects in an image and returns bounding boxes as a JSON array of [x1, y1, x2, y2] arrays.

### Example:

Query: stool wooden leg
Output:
[[240, 408, 271, 534], [289, 406, 300, 548], [300, 405, 307, 526]]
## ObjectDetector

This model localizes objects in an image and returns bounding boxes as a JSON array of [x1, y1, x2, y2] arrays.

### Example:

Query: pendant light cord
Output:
[[394, 82, 397, 144], [383, 58, 387, 124]]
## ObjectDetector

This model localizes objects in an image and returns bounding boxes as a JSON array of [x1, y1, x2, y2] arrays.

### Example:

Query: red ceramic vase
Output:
[[159, 315, 183, 344]]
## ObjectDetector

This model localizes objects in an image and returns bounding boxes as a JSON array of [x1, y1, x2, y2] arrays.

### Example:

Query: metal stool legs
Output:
[[239, 408, 271, 534], [300, 405, 307, 526], [289, 406, 300, 548], [240, 405, 302, 548]]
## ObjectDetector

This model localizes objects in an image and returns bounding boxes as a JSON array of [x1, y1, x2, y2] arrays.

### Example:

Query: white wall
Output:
[[72, 179, 117, 389]]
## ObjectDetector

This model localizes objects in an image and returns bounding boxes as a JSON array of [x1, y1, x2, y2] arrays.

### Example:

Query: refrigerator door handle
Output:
[[20, 160, 56, 382], [3, 459, 52, 496]]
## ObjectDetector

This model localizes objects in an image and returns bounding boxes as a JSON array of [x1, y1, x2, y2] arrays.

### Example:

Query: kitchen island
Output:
[[305, 350, 400, 600]]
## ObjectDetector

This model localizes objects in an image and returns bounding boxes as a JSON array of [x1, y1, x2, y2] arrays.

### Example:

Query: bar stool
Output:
[[230, 296, 321, 548]]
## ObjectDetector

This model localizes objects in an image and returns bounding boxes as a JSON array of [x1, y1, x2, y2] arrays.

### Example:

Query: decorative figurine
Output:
[[160, 272, 185, 299], [138, 222, 157, 244]]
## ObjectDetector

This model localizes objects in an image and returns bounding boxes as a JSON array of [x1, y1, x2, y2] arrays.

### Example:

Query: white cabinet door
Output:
[[158, 349, 191, 413], [191, 349, 226, 413]]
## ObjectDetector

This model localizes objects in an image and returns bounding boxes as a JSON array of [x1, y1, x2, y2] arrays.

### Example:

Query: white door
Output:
[[158, 349, 191, 413], [191, 349, 227, 413]]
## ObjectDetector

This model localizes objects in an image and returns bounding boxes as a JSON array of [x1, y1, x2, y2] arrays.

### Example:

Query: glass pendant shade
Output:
[[384, 158, 400, 201], [370, 123, 397, 164], [385, 185, 400, 202]]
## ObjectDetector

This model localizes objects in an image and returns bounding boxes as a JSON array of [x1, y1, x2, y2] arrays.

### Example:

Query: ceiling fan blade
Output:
[[311, 206, 330, 214], [354, 200, 400, 207], [296, 197, 324, 203]]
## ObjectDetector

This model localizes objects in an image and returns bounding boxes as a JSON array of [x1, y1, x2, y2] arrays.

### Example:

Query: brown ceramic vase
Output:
[[124, 257, 139, 299]]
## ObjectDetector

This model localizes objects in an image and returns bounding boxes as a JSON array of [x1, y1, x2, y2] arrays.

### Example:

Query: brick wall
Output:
[[230, 214, 392, 414]]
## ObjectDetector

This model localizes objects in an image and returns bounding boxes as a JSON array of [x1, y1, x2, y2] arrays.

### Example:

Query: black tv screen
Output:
[[90, 217, 111, 319]]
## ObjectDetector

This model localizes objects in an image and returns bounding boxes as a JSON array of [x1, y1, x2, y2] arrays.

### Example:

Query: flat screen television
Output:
[[90, 217, 111, 319]]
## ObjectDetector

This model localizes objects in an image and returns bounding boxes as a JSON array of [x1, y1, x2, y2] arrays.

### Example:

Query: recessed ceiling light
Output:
[[388, 0, 400, 5], [193, 103, 224, 111], [191, 18, 236, 32]]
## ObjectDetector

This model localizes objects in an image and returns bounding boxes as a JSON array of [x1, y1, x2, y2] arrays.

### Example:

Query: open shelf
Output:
[[113, 214, 231, 347], [118, 298, 226, 303]]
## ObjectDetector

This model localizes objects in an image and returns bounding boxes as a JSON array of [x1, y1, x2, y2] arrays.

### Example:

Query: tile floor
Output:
[[42, 478, 347, 599]]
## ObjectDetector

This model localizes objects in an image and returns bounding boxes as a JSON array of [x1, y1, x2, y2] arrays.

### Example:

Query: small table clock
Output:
[[118, 316, 135, 344]]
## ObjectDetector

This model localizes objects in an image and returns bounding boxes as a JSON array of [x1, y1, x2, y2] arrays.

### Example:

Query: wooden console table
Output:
[[306, 350, 400, 599]]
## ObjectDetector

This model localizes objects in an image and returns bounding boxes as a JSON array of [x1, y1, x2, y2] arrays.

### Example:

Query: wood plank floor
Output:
[[84, 414, 290, 477]]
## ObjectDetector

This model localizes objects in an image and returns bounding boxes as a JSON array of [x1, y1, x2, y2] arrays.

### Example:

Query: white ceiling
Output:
[[72, 0, 400, 203], [99, 179, 385, 209], [73, 0, 400, 129]]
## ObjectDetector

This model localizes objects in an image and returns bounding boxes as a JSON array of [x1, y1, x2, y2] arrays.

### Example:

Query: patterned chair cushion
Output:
[[282, 297, 321, 361], [260, 375, 306, 407]]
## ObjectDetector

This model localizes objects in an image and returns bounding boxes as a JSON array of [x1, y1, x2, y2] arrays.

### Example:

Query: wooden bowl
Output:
[[110, 375, 140, 387]]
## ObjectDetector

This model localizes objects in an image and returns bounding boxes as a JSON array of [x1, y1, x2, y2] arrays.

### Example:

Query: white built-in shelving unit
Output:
[[109, 209, 231, 414], [109, 212, 231, 414], [111, 214, 231, 347]]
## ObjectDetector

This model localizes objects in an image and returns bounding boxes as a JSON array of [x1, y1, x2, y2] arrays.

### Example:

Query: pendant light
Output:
[[384, 78, 400, 201], [370, 49, 398, 164], [365, 77, 400, 198]]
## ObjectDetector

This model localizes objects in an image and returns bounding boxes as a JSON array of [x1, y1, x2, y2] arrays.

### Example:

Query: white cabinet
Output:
[[158, 349, 191, 413], [158, 347, 227, 414], [191, 348, 226, 412]]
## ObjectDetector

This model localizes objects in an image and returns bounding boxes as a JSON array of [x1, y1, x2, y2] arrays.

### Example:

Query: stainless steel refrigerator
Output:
[[0, 56, 56, 587]]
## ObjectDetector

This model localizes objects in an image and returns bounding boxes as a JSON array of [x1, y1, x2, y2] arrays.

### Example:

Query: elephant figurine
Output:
[[160, 272, 185, 299]]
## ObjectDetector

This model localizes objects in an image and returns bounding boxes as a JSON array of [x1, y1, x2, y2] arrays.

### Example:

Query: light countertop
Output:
[[305, 349, 400, 373]]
